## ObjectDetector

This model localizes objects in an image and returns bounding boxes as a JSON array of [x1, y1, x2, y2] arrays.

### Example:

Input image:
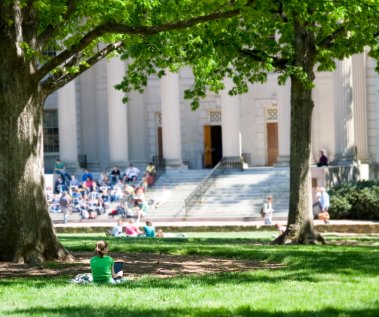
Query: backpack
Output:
[[89, 211, 97, 219], [260, 207, 265, 218], [117, 206, 125, 215], [122, 208, 132, 218]]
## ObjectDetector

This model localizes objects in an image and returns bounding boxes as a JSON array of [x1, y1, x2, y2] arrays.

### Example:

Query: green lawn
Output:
[[1, 232, 379, 316]]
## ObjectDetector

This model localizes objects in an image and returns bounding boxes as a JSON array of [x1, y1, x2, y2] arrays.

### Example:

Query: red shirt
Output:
[[86, 180, 94, 188]]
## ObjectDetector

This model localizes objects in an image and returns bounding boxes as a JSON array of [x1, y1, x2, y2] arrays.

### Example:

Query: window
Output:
[[266, 107, 278, 122], [42, 46, 57, 57], [207, 110, 222, 125], [43, 111, 59, 153], [156, 112, 162, 127]]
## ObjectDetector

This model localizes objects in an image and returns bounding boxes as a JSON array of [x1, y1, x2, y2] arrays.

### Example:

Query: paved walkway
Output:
[[54, 219, 379, 235], [54, 219, 379, 228]]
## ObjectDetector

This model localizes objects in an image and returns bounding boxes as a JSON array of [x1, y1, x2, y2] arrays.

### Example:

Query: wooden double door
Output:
[[204, 125, 222, 168], [267, 122, 279, 166]]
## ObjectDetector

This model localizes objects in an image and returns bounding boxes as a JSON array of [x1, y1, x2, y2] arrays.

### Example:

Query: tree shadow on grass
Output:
[[55, 236, 379, 280], [6, 305, 379, 317]]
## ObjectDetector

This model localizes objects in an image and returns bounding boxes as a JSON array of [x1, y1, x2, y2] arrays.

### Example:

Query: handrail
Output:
[[153, 155, 165, 181], [184, 156, 243, 216]]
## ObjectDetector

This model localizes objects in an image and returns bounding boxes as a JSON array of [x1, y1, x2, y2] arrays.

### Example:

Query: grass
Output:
[[1, 232, 379, 316]]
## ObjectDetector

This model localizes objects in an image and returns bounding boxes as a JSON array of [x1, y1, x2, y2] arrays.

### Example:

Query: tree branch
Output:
[[41, 40, 125, 94], [238, 48, 289, 71], [317, 25, 347, 49], [37, 0, 77, 50], [33, 0, 258, 83]]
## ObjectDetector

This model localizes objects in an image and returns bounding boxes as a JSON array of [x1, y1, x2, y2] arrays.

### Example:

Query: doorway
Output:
[[157, 127, 163, 158], [267, 122, 278, 166], [204, 125, 222, 168]]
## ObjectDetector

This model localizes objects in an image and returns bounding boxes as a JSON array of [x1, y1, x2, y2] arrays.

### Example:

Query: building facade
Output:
[[43, 51, 379, 174]]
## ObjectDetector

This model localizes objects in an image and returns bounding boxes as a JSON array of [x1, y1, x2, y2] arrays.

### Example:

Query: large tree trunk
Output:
[[0, 3, 72, 262], [0, 90, 73, 264], [273, 16, 325, 245]]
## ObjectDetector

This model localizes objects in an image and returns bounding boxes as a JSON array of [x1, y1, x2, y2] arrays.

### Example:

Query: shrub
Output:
[[328, 180, 379, 220]]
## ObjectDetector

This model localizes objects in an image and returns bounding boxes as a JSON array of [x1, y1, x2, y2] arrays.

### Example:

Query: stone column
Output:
[[57, 79, 81, 172], [80, 66, 100, 169], [129, 89, 147, 164], [332, 57, 356, 165], [161, 71, 184, 168], [352, 51, 371, 163], [220, 77, 241, 157], [274, 80, 291, 166], [107, 56, 129, 169]]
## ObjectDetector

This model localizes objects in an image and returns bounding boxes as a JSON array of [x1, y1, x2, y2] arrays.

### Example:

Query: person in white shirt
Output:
[[263, 196, 274, 225], [122, 164, 140, 184], [46, 186, 54, 203], [153, 186, 171, 209]]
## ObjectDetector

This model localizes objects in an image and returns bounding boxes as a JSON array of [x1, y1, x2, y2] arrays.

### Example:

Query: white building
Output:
[[43, 52, 378, 175]]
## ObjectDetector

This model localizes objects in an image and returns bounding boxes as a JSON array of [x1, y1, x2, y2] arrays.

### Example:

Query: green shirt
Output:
[[138, 202, 148, 213], [90, 255, 114, 284], [144, 225, 155, 237], [55, 162, 65, 170]]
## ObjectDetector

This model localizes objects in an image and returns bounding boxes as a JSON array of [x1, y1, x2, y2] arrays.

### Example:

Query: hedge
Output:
[[329, 180, 379, 220]]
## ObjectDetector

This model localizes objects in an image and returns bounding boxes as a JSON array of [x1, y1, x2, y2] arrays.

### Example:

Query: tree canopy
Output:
[[120, 0, 379, 108]]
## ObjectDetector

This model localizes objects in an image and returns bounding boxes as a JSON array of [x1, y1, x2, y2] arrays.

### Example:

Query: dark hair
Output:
[[149, 162, 153, 165], [320, 151, 324, 155], [129, 164, 133, 167], [87, 176, 92, 181], [95, 241, 108, 258], [146, 221, 152, 226], [56, 158, 60, 161]]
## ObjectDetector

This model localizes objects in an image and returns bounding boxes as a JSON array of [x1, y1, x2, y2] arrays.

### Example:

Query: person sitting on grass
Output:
[[106, 219, 127, 237], [272, 223, 287, 238], [125, 219, 143, 236], [136, 199, 148, 222], [144, 221, 155, 237], [156, 229, 186, 238], [90, 241, 123, 284]]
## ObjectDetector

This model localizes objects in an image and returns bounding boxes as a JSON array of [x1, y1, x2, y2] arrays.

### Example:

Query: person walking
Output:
[[319, 187, 330, 224], [262, 196, 274, 225], [60, 191, 71, 224]]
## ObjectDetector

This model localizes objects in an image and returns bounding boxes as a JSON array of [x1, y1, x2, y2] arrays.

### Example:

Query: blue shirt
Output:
[[82, 173, 93, 182], [320, 192, 330, 210], [70, 179, 80, 186], [72, 192, 82, 199]]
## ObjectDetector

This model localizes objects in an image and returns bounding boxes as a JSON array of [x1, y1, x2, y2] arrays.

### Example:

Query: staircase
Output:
[[144, 169, 211, 219], [186, 167, 290, 219], [49, 167, 290, 222]]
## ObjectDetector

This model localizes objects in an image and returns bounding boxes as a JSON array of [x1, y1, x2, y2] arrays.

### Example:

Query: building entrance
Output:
[[204, 125, 223, 168], [267, 122, 278, 166], [157, 127, 163, 158]]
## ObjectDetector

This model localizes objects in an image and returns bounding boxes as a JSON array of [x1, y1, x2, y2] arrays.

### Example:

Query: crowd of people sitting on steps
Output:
[[47, 159, 171, 223]]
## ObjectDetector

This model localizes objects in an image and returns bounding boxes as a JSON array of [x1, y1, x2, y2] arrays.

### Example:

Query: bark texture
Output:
[[273, 15, 326, 245], [0, 3, 72, 263]]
